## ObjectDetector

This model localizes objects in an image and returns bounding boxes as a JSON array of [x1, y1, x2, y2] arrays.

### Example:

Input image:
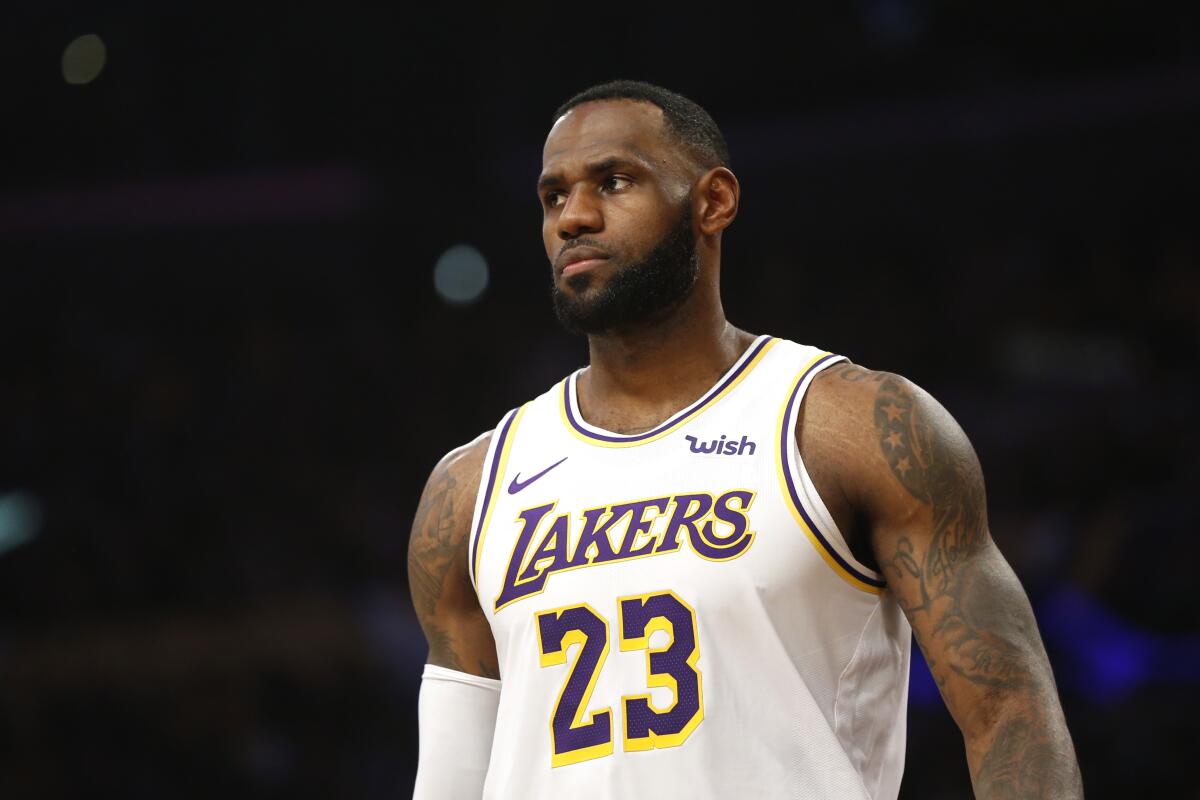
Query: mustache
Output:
[[557, 239, 613, 261]]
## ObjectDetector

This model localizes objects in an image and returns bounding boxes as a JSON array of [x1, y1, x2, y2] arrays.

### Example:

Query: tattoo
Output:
[[974, 716, 1079, 799], [873, 375, 1026, 689], [424, 625, 502, 680], [426, 626, 461, 668], [407, 442, 503, 681], [868, 374, 1080, 797], [829, 363, 878, 383], [407, 464, 460, 621]]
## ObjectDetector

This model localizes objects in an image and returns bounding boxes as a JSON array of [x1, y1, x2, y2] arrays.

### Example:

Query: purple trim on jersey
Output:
[[564, 335, 775, 443], [470, 407, 519, 588], [780, 355, 887, 589]]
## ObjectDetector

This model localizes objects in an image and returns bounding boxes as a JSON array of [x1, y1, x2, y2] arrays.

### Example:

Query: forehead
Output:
[[541, 100, 670, 171]]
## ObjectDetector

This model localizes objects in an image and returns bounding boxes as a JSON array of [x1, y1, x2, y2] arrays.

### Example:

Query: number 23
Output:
[[535, 590, 704, 767]]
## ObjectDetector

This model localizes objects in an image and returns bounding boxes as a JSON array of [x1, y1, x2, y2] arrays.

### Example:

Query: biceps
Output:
[[883, 526, 1052, 739], [408, 456, 500, 679], [864, 374, 1056, 735], [424, 577, 501, 679], [408, 514, 499, 677], [893, 532, 1041, 679]]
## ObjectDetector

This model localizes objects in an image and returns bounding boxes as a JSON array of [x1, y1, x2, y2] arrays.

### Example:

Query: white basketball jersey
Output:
[[468, 336, 911, 799]]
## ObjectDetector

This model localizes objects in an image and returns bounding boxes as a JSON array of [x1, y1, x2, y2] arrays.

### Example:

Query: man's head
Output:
[[539, 80, 738, 335]]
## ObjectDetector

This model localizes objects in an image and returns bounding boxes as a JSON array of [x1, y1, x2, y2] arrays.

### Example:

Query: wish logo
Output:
[[684, 434, 756, 456]]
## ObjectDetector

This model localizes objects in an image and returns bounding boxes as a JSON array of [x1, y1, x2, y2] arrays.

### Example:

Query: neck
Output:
[[577, 280, 757, 432]]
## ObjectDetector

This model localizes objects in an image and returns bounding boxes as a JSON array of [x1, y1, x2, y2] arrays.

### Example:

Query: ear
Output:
[[695, 167, 740, 236]]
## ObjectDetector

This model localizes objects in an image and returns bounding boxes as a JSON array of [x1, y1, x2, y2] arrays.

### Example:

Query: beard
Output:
[[551, 199, 699, 335]]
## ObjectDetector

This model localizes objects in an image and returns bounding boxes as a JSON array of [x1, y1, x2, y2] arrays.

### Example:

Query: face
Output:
[[538, 100, 699, 334]]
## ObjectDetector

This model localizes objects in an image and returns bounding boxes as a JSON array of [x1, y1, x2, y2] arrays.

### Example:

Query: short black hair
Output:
[[552, 80, 730, 170]]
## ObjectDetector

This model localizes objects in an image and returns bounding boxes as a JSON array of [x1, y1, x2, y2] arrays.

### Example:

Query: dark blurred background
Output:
[[2, 2, 1197, 797]]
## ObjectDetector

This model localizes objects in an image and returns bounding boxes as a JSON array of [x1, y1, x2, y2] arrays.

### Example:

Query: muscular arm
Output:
[[801, 365, 1082, 799], [408, 433, 500, 679]]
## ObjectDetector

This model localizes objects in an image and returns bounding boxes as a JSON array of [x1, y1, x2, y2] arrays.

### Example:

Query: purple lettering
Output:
[[494, 490, 757, 612], [494, 502, 556, 610], [613, 498, 670, 558], [655, 494, 713, 554], [517, 513, 570, 583], [691, 490, 755, 559], [686, 435, 719, 454], [566, 506, 620, 567]]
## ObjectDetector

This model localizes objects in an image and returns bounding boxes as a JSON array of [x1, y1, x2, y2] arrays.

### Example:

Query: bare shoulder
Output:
[[408, 431, 492, 620], [801, 362, 983, 526], [407, 430, 501, 677]]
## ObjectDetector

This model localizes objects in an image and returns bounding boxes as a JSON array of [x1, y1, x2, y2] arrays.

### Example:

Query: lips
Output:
[[562, 257, 608, 277], [556, 246, 610, 277]]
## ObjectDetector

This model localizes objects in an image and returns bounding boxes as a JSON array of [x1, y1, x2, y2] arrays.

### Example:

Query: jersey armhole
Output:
[[776, 352, 887, 594], [466, 405, 528, 592]]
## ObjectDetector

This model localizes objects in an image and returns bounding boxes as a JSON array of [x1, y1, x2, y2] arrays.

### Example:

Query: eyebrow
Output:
[[537, 152, 655, 192]]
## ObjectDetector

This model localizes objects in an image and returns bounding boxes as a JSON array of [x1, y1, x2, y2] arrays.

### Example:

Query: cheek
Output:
[[542, 218, 561, 256], [616, 204, 672, 250]]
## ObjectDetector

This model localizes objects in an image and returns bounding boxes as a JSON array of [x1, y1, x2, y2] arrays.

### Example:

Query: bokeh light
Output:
[[433, 244, 489, 305], [0, 491, 43, 555], [61, 33, 107, 85]]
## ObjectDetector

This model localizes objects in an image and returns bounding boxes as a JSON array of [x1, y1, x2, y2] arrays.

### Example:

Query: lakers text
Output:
[[494, 490, 756, 611]]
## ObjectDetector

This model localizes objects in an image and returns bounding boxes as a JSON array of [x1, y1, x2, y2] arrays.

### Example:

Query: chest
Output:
[[478, 431, 815, 623]]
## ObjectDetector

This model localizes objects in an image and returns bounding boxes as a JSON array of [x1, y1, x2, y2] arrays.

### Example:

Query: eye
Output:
[[602, 175, 633, 193], [543, 191, 565, 209]]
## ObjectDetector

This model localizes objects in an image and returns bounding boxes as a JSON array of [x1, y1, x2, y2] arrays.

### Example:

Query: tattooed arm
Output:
[[408, 435, 503, 798], [800, 365, 1082, 799], [408, 433, 501, 679]]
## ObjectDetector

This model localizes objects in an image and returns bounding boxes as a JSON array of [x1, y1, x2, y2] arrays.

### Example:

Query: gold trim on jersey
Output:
[[558, 336, 779, 448], [776, 352, 886, 595], [471, 403, 530, 590]]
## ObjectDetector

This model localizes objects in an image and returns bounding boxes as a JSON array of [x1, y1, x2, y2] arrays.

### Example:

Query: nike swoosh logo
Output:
[[507, 456, 568, 494]]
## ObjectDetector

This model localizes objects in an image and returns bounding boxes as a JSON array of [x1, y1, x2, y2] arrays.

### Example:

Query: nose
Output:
[[556, 188, 603, 240]]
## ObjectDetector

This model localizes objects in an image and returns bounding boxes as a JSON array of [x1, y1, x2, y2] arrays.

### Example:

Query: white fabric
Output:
[[413, 663, 501, 800], [467, 336, 911, 799]]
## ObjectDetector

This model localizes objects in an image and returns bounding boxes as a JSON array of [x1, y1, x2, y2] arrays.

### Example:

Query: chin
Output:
[[563, 272, 597, 293]]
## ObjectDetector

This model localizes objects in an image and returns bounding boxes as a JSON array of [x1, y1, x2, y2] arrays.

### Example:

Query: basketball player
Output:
[[408, 81, 1082, 798]]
